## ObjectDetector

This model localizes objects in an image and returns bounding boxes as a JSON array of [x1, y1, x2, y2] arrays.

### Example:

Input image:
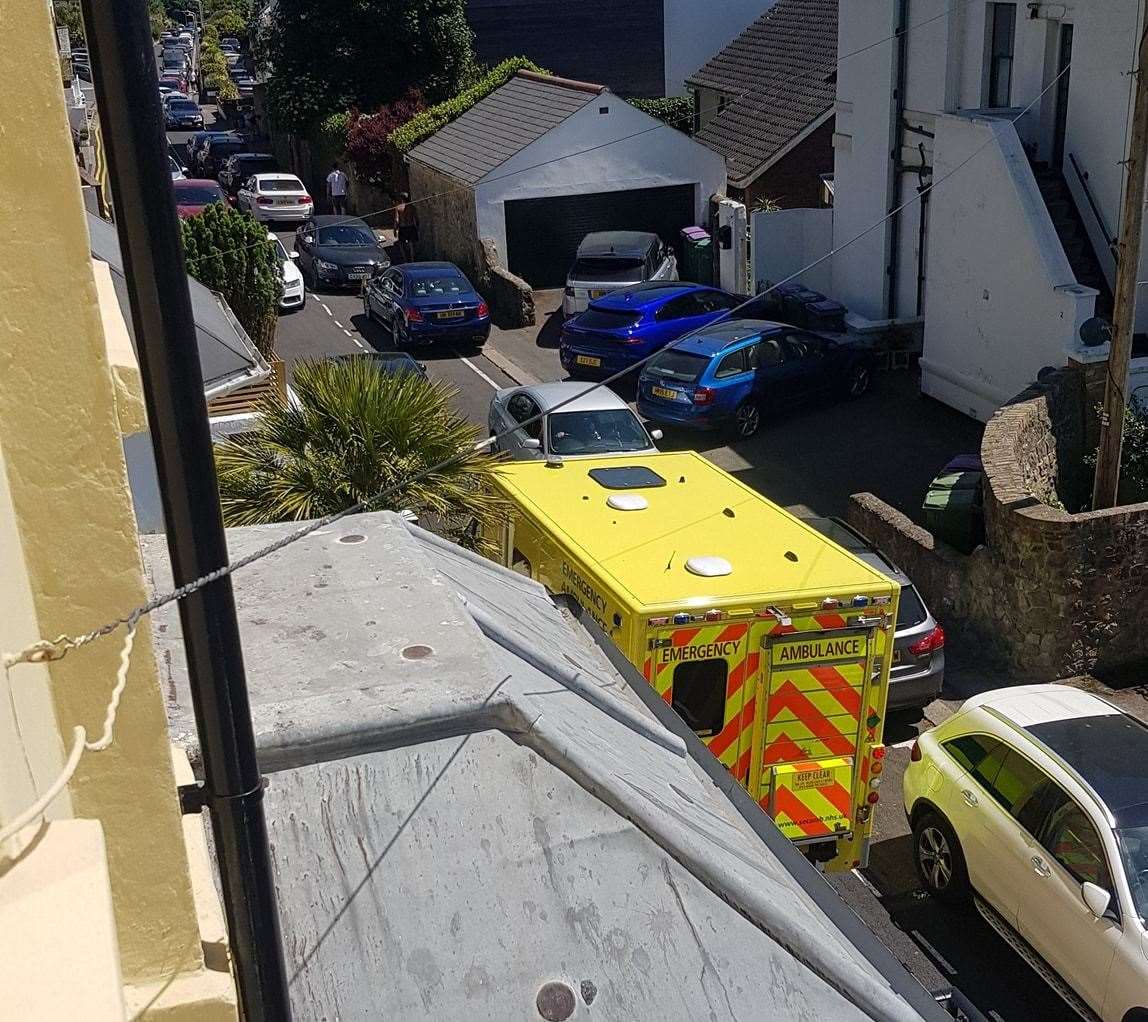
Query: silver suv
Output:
[[803, 516, 944, 711], [563, 231, 677, 317]]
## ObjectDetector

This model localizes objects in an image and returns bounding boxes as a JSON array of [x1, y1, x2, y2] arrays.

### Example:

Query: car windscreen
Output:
[[259, 178, 304, 192], [1116, 824, 1148, 924], [571, 257, 645, 282], [409, 274, 466, 297], [316, 225, 376, 246], [576, 308, 642, 331], [176, 185, 223, 204], [645, 348, 708, 383], [547, 409, 650, 455], [897, 585, 928, 628], [168, 101, 199, 112]]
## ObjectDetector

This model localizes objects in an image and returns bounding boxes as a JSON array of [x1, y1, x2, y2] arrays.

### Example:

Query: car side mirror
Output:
[[649, 428, 663, 441], [522, 437, 541, 450], [181, 166, 189, 175], [1081, 881, 1111, 919], [288, 251, 299, 260]]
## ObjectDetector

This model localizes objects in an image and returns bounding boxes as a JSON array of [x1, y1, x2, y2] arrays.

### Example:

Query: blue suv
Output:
[[559, 282, 744, 379], [637, 319, 873, 438]]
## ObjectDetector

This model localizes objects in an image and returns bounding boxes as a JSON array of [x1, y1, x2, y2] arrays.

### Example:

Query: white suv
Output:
[[904, 684, 1148, 1021]]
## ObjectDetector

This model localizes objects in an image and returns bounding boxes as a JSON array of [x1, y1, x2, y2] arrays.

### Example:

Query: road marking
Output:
[[334, 320, 344, 328], [909, 930, 956, 976], [352, 338, 365, 349], [321, 303, 333, 317], [850, 868, 882, 898], [342, 328, 353, 337], [452, 349, 500, 388], [988, 1011, 1006, 1022]]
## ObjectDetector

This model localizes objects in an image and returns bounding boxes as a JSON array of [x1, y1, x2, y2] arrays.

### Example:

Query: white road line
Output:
[[334, 320, 344, 328], [453, 350, 501, 389], [352, 338, 365, 349], [909, 930, 957, 976], [850, 868, 882, 898], [321, 304, 333, 317], [342, 328, 353, 337]]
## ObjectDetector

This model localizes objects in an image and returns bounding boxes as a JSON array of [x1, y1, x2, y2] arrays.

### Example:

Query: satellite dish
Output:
[[1079, 317, 1112, 348]]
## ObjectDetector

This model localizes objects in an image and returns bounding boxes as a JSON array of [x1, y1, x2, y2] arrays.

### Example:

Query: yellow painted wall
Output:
[[0, 0, 210, 993]]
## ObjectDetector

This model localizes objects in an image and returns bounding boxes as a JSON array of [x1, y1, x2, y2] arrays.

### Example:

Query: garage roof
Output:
[[685, 0, 837, 187], [408, 70, 606, 186]]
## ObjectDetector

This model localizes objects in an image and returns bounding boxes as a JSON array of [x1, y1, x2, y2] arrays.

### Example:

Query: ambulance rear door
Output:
[[643, 617, 759, 785]]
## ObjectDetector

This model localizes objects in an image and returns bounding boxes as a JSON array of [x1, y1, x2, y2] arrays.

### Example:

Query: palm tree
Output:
[[214, 357, 507, 549]]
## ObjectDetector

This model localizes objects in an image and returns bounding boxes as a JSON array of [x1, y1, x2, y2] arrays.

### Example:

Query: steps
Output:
[[1031, 163, 1114, 320]]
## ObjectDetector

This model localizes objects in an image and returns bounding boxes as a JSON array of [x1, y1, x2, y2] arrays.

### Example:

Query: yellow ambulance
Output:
[[489, 451, 899, 871]]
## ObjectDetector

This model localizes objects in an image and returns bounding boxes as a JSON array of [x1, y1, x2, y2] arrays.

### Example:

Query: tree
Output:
[[264, 0, 474, 131], [208, 9, 247, 39], [214, 358, 507, 550], [345, 89, 425, 186], [53, 1, 85, 46], [147, 0, 169, 39], [181, 203, 280, 356]]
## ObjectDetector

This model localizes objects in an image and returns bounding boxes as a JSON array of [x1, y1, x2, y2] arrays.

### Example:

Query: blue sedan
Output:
[[637, 319, 874, 438], [559, 282, 744, 379], [362, 262, 491, 348]]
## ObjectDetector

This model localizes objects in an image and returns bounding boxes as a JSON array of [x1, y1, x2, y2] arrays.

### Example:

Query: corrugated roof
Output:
[[685, 0, 837, 186], [143, 512, 942, 1022], [408, 71, 604, 185], [87, 212, 267, 396]]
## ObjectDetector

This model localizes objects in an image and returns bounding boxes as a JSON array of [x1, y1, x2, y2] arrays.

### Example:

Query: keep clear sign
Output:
[[771, 632, 867, 667]]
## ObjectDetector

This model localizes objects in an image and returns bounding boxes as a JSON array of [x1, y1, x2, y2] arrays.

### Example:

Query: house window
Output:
[[987, 3, 1016, 107]]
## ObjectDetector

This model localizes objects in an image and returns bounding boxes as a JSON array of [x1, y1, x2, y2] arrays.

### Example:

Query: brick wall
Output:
[[736, 119, 834, 211], [848, 365, 1148, 680]]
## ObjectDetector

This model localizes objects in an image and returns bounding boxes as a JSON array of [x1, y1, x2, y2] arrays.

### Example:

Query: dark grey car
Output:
[[803, 516, 945, 711], [293, 216, 390, 291]]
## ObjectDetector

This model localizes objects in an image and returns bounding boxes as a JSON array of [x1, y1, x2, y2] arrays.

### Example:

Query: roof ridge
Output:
[[514, 68, 607, 95]]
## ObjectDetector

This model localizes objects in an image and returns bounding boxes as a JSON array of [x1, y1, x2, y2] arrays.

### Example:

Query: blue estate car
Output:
[[559, 281, 744, 378], [637, 319, 874, 438], [362, 262, 491, 348]]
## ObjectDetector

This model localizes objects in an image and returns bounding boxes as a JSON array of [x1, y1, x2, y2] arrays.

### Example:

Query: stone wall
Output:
[[849, 363, 1148, 680], [479, 239, 535, 328], [408, 160, 484, 279]]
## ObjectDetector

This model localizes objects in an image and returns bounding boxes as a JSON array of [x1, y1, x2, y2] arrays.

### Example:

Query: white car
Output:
[[237, 173, 313, 223], [488, 382, 661, 460], [169, 154, 186, 181], [269, 232, 305, 311], [563, 230, 678, 317], [903, 684, 1148, 1021]]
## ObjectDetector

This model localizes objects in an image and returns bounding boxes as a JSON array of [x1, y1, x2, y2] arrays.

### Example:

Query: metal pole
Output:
[[1093, 18, 1148, 509], [79, 1, 291, 1017]]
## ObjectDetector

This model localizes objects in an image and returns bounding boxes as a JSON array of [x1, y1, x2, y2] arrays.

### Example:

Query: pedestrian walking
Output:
[[326, 162, 348, 216], [393, 192, 419, 263]]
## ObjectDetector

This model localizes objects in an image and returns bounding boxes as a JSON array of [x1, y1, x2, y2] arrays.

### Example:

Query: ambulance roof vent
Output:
[[685, 555, 732, 577], [606, 493, 648, 511]]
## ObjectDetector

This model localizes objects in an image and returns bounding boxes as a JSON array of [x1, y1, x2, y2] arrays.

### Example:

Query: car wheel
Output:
[[846, 362, 871, 398], [912, 810, 970, 903], [732, 399, 762, 439]]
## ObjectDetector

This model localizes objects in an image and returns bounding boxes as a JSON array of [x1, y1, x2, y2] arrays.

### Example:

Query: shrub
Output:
[[390, 57, 546, 153], [346, 89, 425, 185], [629, 96, 694, 136], [181, 202, 281, 357]]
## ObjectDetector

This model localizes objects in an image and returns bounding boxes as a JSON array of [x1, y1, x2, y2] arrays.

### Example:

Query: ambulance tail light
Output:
[[692, 386, 715, 405], [908, 625, 945, 657], [866, 790, 880, 805], [821, 597, 841, 610], [910, 740, 922, 763]]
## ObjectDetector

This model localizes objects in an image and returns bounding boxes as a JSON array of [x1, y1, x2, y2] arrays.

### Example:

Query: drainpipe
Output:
[[80, 0, 291, 1017], [886, 0, 910, 319]]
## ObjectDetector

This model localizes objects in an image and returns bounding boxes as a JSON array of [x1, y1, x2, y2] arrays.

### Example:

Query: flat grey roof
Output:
[[143, 513, 942, 1022], [408, 71, 604, 186]]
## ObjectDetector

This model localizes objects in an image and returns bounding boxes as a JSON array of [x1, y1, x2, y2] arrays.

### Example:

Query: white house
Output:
[[408, 71, 727, 289], [763, 1, 1147, 420]]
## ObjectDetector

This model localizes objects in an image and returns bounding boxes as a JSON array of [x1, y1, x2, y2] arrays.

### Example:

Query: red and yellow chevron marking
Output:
[[767, 758, 854, 839]]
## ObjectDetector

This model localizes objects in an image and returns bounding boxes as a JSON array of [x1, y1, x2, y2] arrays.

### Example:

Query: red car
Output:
[[160, 73, 187, 93], [173, 179, 228, 218]]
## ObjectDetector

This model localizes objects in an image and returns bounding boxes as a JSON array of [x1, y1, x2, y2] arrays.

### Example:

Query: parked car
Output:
[[164, 97, 204, 130], [185, 130, 232, 176], [236, 173, 313, 223], [559, 282, 744, 379], [169, 154, 187, 180], [800, 516, 944, 710], [220, 37, 241, 52], [159, 73, 188, 93], [563, 231, 677, 317], [294, 215, 389, 291], [218, 152, 279, 197], [904, 684, 1148, 1022], [158, 82, 177, 97], [362, 262, 489, 348], [332, 351, 428, 380], [198, 133, 250, 179], [172, 179, 228, 218], [72, 62, 93, 83], [636, 319, 874, 438], [268, 232, 305, 311], [488, 382, 661, 460]]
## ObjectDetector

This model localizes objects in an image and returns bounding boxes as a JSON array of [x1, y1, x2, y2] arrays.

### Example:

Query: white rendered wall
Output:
[[752, 207, 833, 296], [663, 0, 773, 97]]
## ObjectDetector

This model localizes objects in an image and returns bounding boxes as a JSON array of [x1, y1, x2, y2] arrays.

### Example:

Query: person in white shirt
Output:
[[326, 162, 348, 215]]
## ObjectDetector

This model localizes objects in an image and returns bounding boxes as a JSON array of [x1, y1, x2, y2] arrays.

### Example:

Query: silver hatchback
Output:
[[803, 516, 945, 711]]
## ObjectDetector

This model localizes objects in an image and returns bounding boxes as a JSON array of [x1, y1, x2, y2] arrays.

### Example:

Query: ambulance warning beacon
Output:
[[488, 452, 899, 871]]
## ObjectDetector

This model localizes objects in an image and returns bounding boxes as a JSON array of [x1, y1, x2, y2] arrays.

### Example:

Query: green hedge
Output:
[[629, 96, 693, 135], [389, 57, 547, 154]]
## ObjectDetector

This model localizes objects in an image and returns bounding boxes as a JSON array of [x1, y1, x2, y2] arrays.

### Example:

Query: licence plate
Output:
[[437, 310, 464, 320], [347, 271, 368, 280], [275, 198, 295, 205], [575, 355, 601, 367], [651, 385, 680, 401], [589, 289, 607, 299]]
